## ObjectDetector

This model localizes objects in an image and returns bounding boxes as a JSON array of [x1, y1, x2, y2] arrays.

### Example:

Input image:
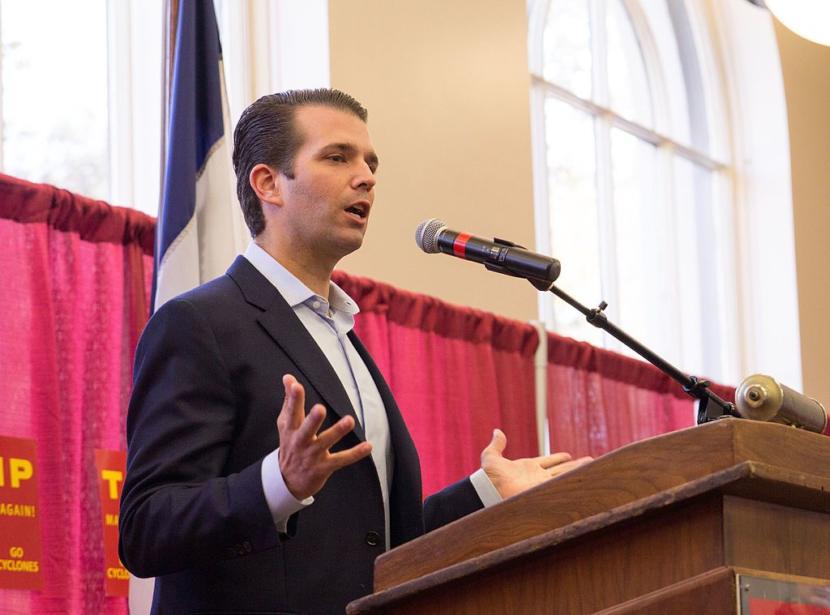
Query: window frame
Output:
[[528, 0, 739, 381]]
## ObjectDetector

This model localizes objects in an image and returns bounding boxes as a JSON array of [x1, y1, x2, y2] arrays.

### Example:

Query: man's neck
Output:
[[254, 237, 334, 300]]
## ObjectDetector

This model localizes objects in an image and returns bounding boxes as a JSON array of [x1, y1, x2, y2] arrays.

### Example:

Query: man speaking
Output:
[[119, 89, 587, 614]]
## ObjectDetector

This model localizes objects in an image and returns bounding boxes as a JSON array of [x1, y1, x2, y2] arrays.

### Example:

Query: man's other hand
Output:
[[481, 428, 592, 499], [277, 374, 373, 501]]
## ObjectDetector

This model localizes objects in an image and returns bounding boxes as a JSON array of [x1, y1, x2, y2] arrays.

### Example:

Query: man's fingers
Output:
[[482, 428, 507, 458], [315, 415, 357, 450], [328, 441, 373, 470], [279, 374, 306, 431], [294, 404, 328, 443], [548, 456, 592, 476], [536, 452, 572, 469]]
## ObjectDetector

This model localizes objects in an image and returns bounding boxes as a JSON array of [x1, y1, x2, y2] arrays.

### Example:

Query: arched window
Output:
[[529, 0, 742, 383]]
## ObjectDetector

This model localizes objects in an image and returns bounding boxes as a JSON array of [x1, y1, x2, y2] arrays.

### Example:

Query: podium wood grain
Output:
[[348, 419, 830, 614]]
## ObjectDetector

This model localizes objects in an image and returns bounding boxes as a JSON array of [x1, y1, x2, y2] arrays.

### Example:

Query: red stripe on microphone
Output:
[[453, 233, 471, 257]]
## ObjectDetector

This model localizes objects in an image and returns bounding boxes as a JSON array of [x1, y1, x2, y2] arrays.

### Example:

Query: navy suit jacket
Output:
[[119, 256, 482, 614]]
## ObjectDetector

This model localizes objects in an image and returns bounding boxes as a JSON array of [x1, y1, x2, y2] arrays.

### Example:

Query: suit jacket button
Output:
[[365, 531, 381, 547]]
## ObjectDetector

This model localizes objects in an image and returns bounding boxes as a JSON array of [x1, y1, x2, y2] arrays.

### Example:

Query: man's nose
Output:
[[353, 162, 376, 190]]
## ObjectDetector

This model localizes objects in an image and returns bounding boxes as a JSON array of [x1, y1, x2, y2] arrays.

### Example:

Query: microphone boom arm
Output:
[[541, 281, 737, 424]]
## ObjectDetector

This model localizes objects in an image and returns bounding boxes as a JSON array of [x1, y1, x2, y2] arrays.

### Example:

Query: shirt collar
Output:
[[243, 242, 360, 318]]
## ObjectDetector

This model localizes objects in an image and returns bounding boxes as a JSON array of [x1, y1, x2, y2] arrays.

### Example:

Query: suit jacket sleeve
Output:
[[423, 476, 484, 532], [119, 297, 280, 578]]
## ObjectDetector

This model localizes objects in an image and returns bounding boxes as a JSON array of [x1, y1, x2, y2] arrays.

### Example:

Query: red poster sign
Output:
[[94, 449, 129, 597], [750, 599, 830, 614], [0, 435, 43, 590]]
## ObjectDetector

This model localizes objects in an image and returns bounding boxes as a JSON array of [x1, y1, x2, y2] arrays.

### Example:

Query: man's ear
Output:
[[249, 163, 282, 207]]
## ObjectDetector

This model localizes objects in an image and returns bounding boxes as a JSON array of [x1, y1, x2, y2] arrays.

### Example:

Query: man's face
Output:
[[275, 104, 378, 265]]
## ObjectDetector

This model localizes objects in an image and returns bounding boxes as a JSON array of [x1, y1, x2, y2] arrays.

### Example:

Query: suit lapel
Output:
[[350, 330, 418, 466], [227, 256, 365, 442], [349, 330, 424, 544], [348, 331, 402, 432]]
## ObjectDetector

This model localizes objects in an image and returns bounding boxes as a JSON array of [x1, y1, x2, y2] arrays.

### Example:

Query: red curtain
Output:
[[0, 172, 743, 611], [334, 272, 539, 497], [0, 174, 153, 614], [546, 331, 736, 458]]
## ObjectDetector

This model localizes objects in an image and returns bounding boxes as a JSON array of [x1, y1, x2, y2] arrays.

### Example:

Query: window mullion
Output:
[[531, 75, 727, 171], [594, 114, 619, 351], [590, 0, 608, 106], [591, 0, 620, 351]]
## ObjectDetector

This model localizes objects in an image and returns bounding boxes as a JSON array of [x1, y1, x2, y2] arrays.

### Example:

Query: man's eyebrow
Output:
[[325, 143, 380, 170]]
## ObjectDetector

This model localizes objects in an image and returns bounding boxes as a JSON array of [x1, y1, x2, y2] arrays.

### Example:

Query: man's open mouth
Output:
[[345, 203, 369, 219]]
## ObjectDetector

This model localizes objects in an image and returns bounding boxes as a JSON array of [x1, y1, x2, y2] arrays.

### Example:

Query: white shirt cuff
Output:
[[470, 468, 503, 508], [261, 448, 313, 531]]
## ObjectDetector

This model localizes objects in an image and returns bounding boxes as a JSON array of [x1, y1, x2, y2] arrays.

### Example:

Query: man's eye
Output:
[[328, 154, 346, 162]]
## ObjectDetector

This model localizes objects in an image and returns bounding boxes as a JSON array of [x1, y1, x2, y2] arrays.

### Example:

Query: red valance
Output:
[[333, 271, 539, 356], [0, 173, 154, 254], [548, 331, 735, 402]]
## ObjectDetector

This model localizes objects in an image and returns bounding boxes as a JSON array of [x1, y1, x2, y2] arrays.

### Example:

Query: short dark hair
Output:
[[232, 88, 369, 237]]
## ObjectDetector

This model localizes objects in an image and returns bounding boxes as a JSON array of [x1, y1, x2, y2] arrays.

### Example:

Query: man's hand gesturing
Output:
[[481, 429, 592, 499], [277, 374, 372, 501]]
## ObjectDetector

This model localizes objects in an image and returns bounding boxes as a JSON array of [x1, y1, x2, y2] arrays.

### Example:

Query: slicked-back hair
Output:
[[232, 88, 369, 237]]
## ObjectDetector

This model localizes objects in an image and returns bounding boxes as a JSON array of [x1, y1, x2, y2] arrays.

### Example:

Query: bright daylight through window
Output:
[[529, 0, 737, 384], [0, 0, 109, 200]]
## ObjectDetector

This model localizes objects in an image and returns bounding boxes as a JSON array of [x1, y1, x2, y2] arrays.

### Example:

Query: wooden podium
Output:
[[348, 419, 830, 614]]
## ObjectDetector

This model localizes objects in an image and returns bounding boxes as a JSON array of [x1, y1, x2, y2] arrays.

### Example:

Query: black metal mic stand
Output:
[[533, 280, 737, 424], [480, 236, 736, 424]]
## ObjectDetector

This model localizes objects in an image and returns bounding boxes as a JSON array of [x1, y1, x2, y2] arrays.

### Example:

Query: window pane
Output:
[[544, 96, 602, 345], [610, 128, 681, 362], [1, 0, 109, 199], [672, 155, 706, 375], [664, 0, 713, 156], [673, 156, 728, 378], [532, 0, 737, 384], [606, 0, 653, 127], [543, 0, 592, 99], [639, 0, 691, 144]]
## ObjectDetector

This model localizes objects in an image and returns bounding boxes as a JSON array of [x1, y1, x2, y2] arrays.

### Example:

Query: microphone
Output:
[[415, 218, 561, 287], [735, 374, 827, 433]]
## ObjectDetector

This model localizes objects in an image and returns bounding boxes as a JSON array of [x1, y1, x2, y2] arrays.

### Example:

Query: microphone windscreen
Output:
[[415, 219, 447, 253], [735, 373, 827, 433]]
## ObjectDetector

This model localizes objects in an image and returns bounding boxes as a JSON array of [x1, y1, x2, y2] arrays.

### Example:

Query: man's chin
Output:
[[331, 231, 366, 260]]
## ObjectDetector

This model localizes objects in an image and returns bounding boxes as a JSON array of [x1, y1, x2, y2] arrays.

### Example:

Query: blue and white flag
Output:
[[152, 0, 248, 312], [133, 1, 248, 610]]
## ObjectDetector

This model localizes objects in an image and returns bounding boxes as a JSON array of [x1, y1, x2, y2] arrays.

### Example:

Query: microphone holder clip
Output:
[[683, 376, 732, 424], [483, 237, 526, 279], [484, 238, 558, 291]]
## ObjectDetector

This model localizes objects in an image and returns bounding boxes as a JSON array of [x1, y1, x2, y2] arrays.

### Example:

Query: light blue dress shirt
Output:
[[243, 242, 501, 550]]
